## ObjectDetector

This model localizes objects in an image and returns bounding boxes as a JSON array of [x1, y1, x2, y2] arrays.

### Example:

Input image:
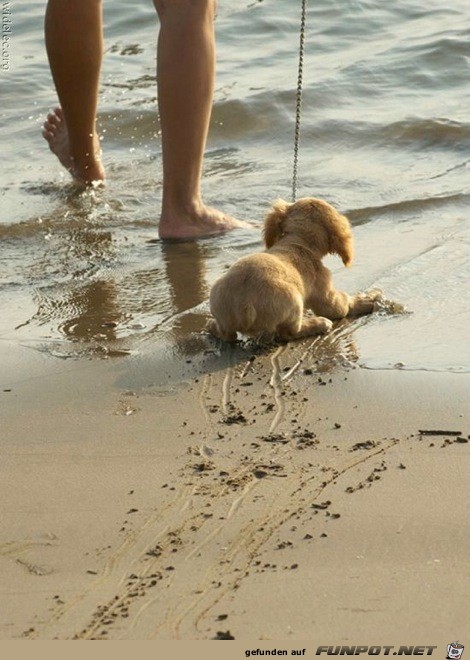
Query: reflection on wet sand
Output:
[[58, 279, 123, 343], [18, 221, 214, 357], [159, 241, 210, 335], [15, 227, 121, 344]]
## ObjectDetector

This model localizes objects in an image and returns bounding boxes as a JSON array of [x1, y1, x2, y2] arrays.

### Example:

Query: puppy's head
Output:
[[263, 197, 354, 267]]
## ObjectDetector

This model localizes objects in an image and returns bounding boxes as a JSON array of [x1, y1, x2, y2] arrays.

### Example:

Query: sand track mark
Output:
[[31, 483, 193, 639]]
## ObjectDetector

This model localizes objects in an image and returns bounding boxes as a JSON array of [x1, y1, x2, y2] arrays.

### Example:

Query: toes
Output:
[[43, 120, 55, 134], [47, 112, 61, 128], [43, 107, 67, 142], [44, 108, 65, 134], [42, 128, 54, 142]]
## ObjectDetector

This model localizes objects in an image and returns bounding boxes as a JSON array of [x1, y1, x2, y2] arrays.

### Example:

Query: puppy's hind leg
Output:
[[277, 316, 333, 341], [206, 318, 238, 342]]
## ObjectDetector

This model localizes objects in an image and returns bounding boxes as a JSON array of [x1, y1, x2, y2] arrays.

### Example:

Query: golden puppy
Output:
[[207, 197, 381, 342]]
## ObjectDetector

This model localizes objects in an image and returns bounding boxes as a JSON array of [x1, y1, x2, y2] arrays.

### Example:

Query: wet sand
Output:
[[1, 340, 468, 640]]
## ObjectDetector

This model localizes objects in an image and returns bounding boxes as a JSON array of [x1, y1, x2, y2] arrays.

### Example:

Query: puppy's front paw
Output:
[[350, 290, 385, 317], [362, 288, 388, 313]]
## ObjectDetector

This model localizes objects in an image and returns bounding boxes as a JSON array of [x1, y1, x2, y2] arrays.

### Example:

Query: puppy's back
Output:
[[210, 252, 305, 336]]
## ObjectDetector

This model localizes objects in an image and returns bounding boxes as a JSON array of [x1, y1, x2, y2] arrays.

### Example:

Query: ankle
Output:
[[160, 194, 203, 225], [70, 155, 105, 183]]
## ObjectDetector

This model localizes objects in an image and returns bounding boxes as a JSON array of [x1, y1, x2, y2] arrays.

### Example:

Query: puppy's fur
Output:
[[207, 197, 381, 342]]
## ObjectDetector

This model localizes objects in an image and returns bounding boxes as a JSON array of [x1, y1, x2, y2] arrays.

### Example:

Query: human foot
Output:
[[42, 106, 105, 184], [158, 202, 254, 241]]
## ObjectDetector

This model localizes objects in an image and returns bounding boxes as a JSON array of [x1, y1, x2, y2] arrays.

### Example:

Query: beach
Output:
[[1, 339, 468, 640], [1, 0, 469, 643]]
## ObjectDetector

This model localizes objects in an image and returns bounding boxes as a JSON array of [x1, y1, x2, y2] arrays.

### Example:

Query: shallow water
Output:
[[1, 0, 469, 375]]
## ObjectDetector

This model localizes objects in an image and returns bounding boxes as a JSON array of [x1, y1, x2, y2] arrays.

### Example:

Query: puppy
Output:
[[207, 197, 381, 342]]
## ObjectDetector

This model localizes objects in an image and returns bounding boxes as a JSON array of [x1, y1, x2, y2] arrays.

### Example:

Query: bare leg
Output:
[[154, 0, 250, 240], [42, 0, 105, 184]]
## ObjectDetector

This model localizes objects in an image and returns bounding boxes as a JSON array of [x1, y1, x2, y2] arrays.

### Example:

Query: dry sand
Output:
[[0, 337, 468, 641]]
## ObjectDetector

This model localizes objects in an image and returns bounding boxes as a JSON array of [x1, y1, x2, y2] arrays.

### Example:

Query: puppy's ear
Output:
[[330, 213, 354, 267], [264, 199, 289, 248]]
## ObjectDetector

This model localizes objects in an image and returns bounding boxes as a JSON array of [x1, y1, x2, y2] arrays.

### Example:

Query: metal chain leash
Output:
[[292, 0, 307, 203]]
